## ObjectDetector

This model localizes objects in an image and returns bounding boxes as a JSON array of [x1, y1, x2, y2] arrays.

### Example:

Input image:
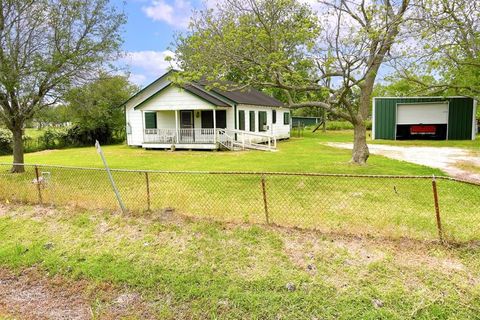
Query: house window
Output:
[[249, 111, 255, 132], [258, 111, 267, 132], [126, 122, 132, 134], [283, 112, 290, 125], [238, 110, 245, 130], [272, 110, 276, 124], [144, 112, 157, 129], [216, 110, 227, 129], [201, 110, 213, 128]]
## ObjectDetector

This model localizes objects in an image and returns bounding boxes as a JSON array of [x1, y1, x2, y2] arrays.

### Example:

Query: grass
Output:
[[1, 166, 479, 242], [0, 130, 479, 242], [0, 204, 479, 319], [0, 130, 444, 175]]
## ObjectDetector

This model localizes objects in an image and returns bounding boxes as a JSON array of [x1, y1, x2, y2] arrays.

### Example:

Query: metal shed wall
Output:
[[373, 97, 475, 140]]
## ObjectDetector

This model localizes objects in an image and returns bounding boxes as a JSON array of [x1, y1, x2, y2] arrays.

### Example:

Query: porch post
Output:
[[213, 108, 217, 144], [175, 110, 179, 143], [141, 111, 145, 143]]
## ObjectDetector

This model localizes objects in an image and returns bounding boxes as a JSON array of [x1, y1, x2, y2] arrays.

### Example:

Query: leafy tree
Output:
[[33, 105, 73, 129], [0, 0, 125, 172], [65, 74, 138, 144], [373, 76, 438, 97], [175, 0, 410, 164]]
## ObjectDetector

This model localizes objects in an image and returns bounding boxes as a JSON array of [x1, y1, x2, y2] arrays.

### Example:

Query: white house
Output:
[[123, 70, 291, 151]]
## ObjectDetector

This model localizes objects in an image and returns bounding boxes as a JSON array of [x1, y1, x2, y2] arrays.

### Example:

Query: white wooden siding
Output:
[[139, 85, 216, 111], [157, 111, 176, 129], [236, 105, 290, 141], [126, 107, 143, 146]]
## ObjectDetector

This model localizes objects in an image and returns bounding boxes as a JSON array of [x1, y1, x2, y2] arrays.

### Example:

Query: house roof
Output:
[[181, 84, 230, 107], [194, 81, 285, 107], [121, 69, 176, 108], [125, 70, 285, 110]]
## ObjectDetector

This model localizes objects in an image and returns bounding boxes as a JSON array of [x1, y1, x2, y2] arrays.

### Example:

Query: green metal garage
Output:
[[372, 96, 477, 140]]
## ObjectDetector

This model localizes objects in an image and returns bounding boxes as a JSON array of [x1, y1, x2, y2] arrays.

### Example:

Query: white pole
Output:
[[95, 140, 127, 213], [175, 110, 179, 143], [213, 109, 217, 144]]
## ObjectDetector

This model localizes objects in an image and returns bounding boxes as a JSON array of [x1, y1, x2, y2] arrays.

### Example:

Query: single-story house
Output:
[[373, 96, 477, 140], [123, 70, 291, 151]]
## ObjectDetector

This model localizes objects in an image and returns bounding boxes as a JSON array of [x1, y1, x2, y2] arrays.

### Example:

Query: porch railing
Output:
[[144, 128, 216, 144], [143, 128, 277, 151]]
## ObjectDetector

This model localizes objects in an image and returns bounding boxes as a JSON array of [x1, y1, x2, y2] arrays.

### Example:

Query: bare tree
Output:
[[0, 0, 125, 172], [395, 0, 480, 96], [176, 0, 410, 164]]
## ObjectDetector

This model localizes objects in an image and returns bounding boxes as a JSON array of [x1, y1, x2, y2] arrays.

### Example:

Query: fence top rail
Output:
[[2, 162, 479, 185]]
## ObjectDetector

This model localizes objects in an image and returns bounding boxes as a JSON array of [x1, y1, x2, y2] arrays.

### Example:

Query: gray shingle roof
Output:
[[127, 70, 285, 109], [194, 82, 285, 107], [181, 84, 230, 107]]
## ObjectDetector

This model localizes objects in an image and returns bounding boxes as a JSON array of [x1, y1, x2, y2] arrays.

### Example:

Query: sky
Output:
[[114, 0, 391, 88], [115, 0, 207, 87]]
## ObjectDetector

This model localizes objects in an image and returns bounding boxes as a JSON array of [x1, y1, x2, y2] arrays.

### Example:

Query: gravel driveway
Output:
[[327, 142, 480, 183]]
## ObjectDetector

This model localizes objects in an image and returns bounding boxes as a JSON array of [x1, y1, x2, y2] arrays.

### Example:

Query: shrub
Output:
[[65, 124, 113, 146], [0, 129, 12, 155], [41, 127, 69, 149], [322, 120, 372, 131]]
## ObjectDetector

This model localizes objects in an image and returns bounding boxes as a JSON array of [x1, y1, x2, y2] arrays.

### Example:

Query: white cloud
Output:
[[120, 50, 178, 86], [142, 0, 193, 29], [129, 73, 148, 86], [122, 50, 177, 73]]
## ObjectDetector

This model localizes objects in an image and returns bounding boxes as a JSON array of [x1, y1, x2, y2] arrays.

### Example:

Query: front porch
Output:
[[140, 109, 277, 151], [143, 128, 228, 149], [141, 109, 228, 149]]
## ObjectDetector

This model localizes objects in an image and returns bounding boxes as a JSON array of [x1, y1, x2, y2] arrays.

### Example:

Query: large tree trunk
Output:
[[11, 126, 25, 173], [351, 120, 369, 164], [351, 72, 375, 165]]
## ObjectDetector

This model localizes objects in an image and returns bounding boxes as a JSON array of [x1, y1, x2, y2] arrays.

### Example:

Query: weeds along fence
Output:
[[0, 163, 479, 243]]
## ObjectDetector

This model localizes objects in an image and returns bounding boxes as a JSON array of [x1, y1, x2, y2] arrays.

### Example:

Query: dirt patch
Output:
[[326, 143, 480, 183], [0, 268, 156, 320], [281, 228, 473, 275], [0, 268, 92, 320]]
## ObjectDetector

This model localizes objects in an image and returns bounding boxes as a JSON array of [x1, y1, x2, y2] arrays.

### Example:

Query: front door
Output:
[[180, 110, 194, 142]]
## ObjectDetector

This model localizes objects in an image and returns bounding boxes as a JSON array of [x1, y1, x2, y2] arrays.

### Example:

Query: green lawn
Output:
[[1, 164, 478, 242], [0, 204, 479, 319], [1, 130, 479, 242], [0, 130, 444, 175]]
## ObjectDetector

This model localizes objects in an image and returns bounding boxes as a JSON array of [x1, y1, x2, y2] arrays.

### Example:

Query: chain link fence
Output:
[[0, 163, 479, 243]]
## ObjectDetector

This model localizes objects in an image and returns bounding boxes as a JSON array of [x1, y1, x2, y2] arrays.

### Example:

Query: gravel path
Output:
[[326, 143, 480, 183]]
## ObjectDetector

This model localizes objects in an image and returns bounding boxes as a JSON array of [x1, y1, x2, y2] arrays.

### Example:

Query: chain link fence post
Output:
[[431, 175, 444, 244], [261, 174, 269, 224], [34, 165, 43, 204], [145, 171, 151, 212], [95, 141, 127, 214]]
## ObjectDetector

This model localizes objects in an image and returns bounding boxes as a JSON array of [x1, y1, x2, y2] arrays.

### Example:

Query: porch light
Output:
[[196, 111, 200, 118]]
